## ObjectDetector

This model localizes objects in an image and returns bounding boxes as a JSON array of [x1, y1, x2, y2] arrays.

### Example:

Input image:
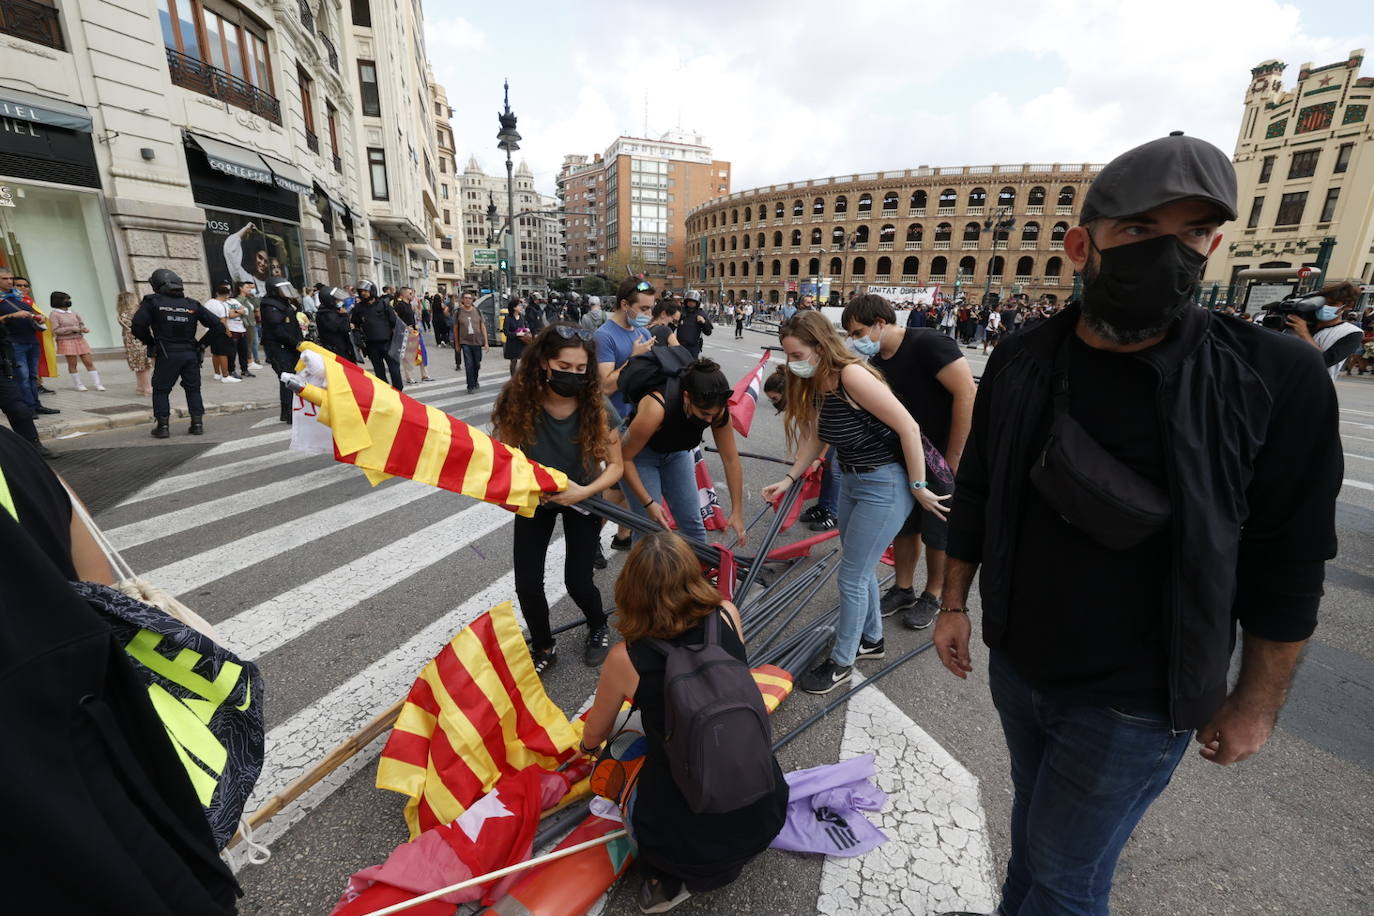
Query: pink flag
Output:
[[728, 350, 772, 437]]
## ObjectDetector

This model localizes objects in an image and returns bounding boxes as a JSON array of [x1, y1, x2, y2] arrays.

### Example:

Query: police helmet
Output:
[[148, 268, 185, 296]]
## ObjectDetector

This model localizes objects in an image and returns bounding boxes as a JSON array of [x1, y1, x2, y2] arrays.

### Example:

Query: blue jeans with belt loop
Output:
[[623, 445, 707, 545], [832, 461, 913, 666], [989, 650, 1191, 916]]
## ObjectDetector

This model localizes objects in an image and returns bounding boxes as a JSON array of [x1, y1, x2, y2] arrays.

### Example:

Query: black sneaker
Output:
[[609, 533, 632, 551], [800, 659, 853, 695], [798, 505, 825, 523], [857, 637, 885, 661], [531, 645, 557, 675], [902, 591, 941, 630], [584, 625, 612, 667], [637, 876, 691, 913], [808, 510, 837, 532], [880, 586, 917, 618], [34, 405, 60, 415], [593, 545, 608, 569]]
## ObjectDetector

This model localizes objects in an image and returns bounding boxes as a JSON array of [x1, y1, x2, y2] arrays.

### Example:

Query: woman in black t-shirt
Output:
[[491, 324, 624, 673]]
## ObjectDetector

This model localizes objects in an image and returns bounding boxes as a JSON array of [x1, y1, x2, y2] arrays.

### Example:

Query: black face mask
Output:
[[1081, 234, 1206, 343], [547, 369, 589, 398]]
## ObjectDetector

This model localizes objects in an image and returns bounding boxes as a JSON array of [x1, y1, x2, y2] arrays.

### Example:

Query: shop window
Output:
[[358, 60, 381, 116], [368, 147, 388, 200]]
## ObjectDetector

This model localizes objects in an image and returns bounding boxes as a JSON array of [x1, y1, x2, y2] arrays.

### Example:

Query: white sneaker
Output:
[[213, 373, 222, 381], [221, 375, 242, 383], [95, 385, 106, 391], [249, 362, 263, 370], [73, 384, 88, 391]]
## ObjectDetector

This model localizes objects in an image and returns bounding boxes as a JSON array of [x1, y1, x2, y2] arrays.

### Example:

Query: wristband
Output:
[[910, 480, 929, 490], [939, 607, 969, 614], [783, 472, 795, 484], [643, 498, 654, 508]]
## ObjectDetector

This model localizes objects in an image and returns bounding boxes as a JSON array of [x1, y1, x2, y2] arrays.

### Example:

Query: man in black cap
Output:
[[131, 269, 223, 438], [933, 133, 1342, 916]]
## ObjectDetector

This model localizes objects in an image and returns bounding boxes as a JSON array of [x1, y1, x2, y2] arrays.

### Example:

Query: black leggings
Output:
[[514, 503, 606, 651]]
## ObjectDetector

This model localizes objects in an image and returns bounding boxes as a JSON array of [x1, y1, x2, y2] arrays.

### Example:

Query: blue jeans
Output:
[[990, 651, 1190, 916], [832, 461, 913, 666], [817, 450, 840, 515], [11, 339, 40, 408], [624, 445, 707, 545]]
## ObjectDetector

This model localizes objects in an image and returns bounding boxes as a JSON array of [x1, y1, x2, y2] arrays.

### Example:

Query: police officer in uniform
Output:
[[314, 286, 355, 362], [258, 277, 305, 423], [349, 279, 403, 388], [131, 269, 221, 438], [676, 290, 714, 358]]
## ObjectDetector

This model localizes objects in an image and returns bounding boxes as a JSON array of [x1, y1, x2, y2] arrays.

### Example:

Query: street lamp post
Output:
[[981, 206, 1016, 306], [496, 80, 521, 303]]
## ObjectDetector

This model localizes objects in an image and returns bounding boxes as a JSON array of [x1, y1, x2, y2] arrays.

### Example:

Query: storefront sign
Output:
[[202, 209, 306, 297], [0, 186, 14, 208], [0, 89, 93, 133]]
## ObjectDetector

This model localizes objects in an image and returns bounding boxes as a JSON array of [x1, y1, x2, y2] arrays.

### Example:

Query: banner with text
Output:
[[865, 285, 941, 305]]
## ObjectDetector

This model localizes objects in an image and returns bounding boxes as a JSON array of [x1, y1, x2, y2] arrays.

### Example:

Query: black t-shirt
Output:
[[0, 426, 75, 578], [1005, 334, 1170, 712], [869, 328, 964, 453]]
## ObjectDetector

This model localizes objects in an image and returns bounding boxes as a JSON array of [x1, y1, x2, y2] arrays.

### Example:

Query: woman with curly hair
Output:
[[491, 323, 624, 673]]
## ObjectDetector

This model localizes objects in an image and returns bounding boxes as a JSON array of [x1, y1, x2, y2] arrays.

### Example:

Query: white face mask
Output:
[[787, 358, 816, 378]]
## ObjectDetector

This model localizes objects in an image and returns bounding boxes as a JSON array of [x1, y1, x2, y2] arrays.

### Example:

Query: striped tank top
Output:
[[816, 379, 897, 467]]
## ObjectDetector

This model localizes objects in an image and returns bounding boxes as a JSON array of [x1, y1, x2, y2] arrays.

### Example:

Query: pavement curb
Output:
[[40, 399, 279, 440]]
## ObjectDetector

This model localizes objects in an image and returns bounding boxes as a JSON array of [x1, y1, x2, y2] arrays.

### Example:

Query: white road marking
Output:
[[234, 541, 567, 860], [201, 427, 296, 458], [218, 501, 514, 659], [817, 673, 997, 915], [117, 447, 314, 506], [141, 478, 436, 595], [1344, 479, 1374, 492], [1345, 452, 1374, 462], [1340, 407, 1374, 417], [250, 417, 281, 429], [1341, 419, 1374, 431]]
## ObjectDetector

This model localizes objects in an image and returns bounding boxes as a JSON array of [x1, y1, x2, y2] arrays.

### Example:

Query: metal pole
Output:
[[506, 155, 516, 300]]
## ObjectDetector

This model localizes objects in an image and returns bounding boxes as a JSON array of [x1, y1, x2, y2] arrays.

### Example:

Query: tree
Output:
[[581, 275, 610, 297], [602, 249, 653, 284], [548, 278, 572, 293]]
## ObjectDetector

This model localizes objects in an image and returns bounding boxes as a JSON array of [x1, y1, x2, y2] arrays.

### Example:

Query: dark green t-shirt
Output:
[[522, 398, 619, 485]]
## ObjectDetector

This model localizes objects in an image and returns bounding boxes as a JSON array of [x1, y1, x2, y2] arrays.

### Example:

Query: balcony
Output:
[[966, 206, 985, 216], [1021, 241, 1038, 249], [791, 216, 803, 224], [1014, 274, 1034, 284], [961, 240, 980, 249], [991, 240, 1008, 250], [298, 0, 313, 31], [319, 33, 339, 72], [937, 206, 955, 216], [933, 240, 952, 250], [789, 245, 801, 253], [305, 129, 319, 154], [771, 246, 782, 254], [333, 153, 342, 173], [929, 273, 947, 283], [900, 274, 918, 282], [1042, 277, 1060, 285], [874, 273, 892, 281], [988, 274, 1004, 284], [878, 241, 894, 250], [904, 241, 921, 249], [1049, 240, 1065, 250], [909, 208, 926, 217], [1027, 205, 1044, 215], [1, 0, 63, 49], [1055, 205, 1073, 215], [166, 48, 281, 124]]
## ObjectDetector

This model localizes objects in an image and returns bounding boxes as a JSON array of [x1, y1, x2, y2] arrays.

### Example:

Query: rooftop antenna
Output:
[[643, 91, 648, 136]]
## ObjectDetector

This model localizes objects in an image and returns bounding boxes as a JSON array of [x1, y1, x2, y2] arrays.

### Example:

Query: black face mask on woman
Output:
[[547, 369, 589, 398], [1081, 234, 1207, 344]]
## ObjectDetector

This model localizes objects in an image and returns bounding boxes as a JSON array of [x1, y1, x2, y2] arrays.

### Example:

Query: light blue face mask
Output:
[[852, 335, 881, 358], [787, 358, 816, 378], [632, 313, 651, 327], [1315, 304, 1339, 321]]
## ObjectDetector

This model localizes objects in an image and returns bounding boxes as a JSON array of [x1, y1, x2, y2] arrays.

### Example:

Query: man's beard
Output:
[[1078, 260, 1186, 345]]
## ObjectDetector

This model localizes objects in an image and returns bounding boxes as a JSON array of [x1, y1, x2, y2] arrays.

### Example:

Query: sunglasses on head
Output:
[[635, 280, 652, 292], [552, 325, 594, 340]]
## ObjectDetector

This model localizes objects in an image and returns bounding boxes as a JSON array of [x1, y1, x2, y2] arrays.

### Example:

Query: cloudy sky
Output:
[[426, 0, 1370, 196]]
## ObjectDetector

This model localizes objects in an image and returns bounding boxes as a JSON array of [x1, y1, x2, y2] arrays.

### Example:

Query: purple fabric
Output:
[[769, 754, 888, 857]]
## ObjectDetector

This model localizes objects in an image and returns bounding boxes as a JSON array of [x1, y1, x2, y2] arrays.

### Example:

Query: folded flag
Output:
[[656, 447, 728, 533], [728, 350, 772, 437], [376, 601, 581, 837], [293, 342, 568, 516], [752, 664, 793, 713], [770, 753, 889, 857]]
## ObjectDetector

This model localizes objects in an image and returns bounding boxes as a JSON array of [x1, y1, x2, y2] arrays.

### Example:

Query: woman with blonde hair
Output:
[[115, 291, 152, 396], [761, 310, 949, 694], [581, 530, 787, 913]]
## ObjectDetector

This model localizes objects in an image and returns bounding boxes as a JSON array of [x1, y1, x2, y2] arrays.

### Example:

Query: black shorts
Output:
[[897, 470, 952, 550], [209, 335, 236, 358]]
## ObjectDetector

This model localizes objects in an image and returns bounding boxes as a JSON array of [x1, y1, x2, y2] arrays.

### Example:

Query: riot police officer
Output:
[[676, 290, 714, 358], [258, 277, 305, 423], [130, 269, 221, 438], [314, 286, 355, 362], [349, 279, 403, 388]]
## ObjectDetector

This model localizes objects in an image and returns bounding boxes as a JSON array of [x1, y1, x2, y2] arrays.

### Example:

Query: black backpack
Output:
[[617, 344, 695, 417], [647, 612, 777, 814]]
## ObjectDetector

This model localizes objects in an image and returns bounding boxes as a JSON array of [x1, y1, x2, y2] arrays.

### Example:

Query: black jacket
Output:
[[316, 308, 353, 357], [350, 297, 397, 343], [947, 305, 1342, 729], [258, 295, 304, 348], [130, 293, 220, 354], [676, 305, 713, 353]]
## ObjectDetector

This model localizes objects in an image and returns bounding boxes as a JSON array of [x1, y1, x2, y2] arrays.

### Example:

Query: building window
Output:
[[368, 147, 388, 199], [443, 208, 451, 223], [351, 0, 371, 27], [1334, 143, 1353, 174], [297, 67, 316, 149], [1258, 155, 1275, 183], [158, 0, 278, 121], [1247, 196, 1263, 229], [1318, 187, 1339, 223], [1287, 149, 1319, 180], [358, 60, 381, 116], [2, 0, 64, 49], [325, 102, 340, 165], [1274, 191, 1306, 226], [442, 259, 455, 272]]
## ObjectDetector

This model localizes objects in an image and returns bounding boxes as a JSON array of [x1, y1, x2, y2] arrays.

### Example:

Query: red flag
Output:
[[728, 350, 772, 437], [657, 447, 729, 533]]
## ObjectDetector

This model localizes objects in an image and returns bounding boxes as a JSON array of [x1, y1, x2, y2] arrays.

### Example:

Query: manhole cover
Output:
[[83, 403, 149, 415]]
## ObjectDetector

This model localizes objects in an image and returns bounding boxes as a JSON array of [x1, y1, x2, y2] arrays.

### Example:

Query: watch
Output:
[[910, 480, 929, 490]]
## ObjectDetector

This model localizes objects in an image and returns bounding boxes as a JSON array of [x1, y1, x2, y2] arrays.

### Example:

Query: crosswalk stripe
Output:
[[218, 501, 515, 659], [106, 464, 351, 549], [1344, 478, 1374, 492], [141, 478, 437, 596], [116, 447, 316, 507], [201, 427, 295, 459], [239, 540, 568, 852]]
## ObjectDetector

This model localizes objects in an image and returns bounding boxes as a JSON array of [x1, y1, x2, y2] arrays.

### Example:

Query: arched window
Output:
[[788, 258, 800, 276], [876, 256, 892, 275], [810, 227, 822, 245], [931, 255, 948, 276], [790, 229, 802, 246], [934, 223, 952, 242], [882, 191, 899, 212], [730, 235, 738, 250], [741, 260, 749, 277], [1028, 186, 1046, 206], [958, 255, 977, 276], [807, 257, 820, 275], [968, 187, 987, 208], [756, 233, 764, 249], [1050, 222, 1068, 242], [939, 188, 957, 208], [907, 223, 923, 241], [729, 261, 736, 276], [709, 238, 716, 253], [832, 226, 846, 245], [744, 206, 752, 222], [880, 224, 895, 243], [834, 195, 848, 214], [858, 193, 873, 213], [911, 189, 927, 210], [813, 197, 825, 215], [742, 234, 751, 250], [769, 289, 780, 304], [998, 186, 1016, 208], [1016, 256, 1034, 276], [852, 256, 867, 275], [708, 264, 715, 278], [1058, 186, 1075, 207], [773, 231, 783, 248], [1021, 221, 1040, 241], [854, 225, 870, 243], [902, 256, 919, 275], [989, 256, 1005, 276], [731, 209, 739, 224], [771, 259, 781, 276], [1045, 256, 1063, 277], [792, 199, 804, 217], [775, 201, 784, 219], [829, 256, 843, 274], [963, 222, 981, 241]]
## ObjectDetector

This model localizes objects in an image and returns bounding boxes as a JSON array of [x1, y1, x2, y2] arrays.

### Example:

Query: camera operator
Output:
[[1284, 280, 1364, 381]]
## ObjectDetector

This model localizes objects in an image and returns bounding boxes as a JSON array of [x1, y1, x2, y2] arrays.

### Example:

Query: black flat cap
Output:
[[1082, 131, 1237, 223]]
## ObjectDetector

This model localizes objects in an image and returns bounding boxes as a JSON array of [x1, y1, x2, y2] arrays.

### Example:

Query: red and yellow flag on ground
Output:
[[752, 664, 794, 713], [294, 343, 567, 517], [377, 601, 582, 838]]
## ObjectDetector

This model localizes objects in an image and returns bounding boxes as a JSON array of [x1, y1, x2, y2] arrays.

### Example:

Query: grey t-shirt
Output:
[[522, 398, 619, 485]]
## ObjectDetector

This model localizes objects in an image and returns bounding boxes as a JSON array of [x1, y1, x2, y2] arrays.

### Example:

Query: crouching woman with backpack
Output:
[[581, 531, 788, 913]]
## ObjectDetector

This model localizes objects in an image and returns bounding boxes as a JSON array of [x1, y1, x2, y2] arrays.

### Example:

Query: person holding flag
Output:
[[0, 270, 58, 415]]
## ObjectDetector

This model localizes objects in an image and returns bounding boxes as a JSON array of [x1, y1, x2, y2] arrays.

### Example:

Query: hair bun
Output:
[[690, 357, 720, 374]]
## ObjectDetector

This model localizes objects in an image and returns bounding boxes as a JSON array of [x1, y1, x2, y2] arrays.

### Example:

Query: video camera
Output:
[[1260, 293, 1326, 330]]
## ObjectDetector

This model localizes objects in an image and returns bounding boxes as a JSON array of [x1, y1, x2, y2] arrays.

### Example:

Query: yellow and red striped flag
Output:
[[294, 343, 567, 517], [752, 664, 794, 714], [377, 601, 582, 838]]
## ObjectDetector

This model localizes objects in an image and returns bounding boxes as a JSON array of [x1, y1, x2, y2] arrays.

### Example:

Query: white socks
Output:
[[70, 372, 86, 391], [89, 370, 104, 390]]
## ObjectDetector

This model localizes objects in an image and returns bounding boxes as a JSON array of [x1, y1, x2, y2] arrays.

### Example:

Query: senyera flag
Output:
[[292, 343, 567, 516], [655, 447, 728, 533], [728, 350, 772, 437]]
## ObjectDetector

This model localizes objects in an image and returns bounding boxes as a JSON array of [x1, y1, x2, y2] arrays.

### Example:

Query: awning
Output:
[[186, 133, 272, 185], [0, 88, 92, 132], [260, 153, 311, 196], [312, 181, 347, 218], [408, 243, 441, 262]]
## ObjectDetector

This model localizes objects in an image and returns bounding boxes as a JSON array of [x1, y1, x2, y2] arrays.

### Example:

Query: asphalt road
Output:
[[53, 321, 1374, 916]]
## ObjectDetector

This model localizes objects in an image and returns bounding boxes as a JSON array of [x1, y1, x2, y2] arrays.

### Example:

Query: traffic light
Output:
[[499, 257, 509, 271]]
